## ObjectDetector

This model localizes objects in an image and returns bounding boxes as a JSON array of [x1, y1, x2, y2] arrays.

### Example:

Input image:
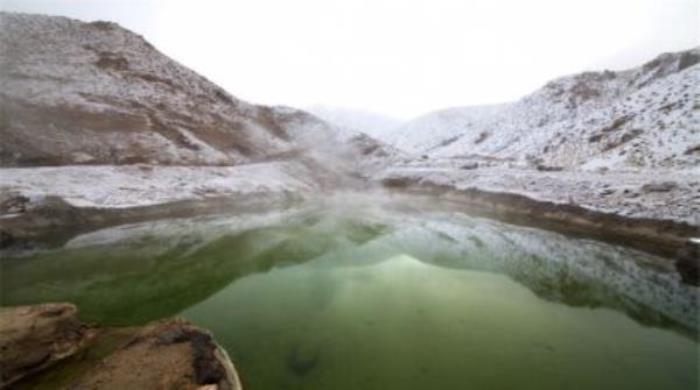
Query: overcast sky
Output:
[[2, 0, 698, 119]]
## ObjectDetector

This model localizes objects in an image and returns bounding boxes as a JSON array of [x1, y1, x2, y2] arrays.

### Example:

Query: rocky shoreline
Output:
[[0, 303, 242, 389], [3, 181, 698, 283], [3, 166, 698, 269], [379, 175, 699, 284]]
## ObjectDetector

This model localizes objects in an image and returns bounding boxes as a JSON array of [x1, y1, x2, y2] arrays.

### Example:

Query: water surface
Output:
[[1, 195, 697, 389]]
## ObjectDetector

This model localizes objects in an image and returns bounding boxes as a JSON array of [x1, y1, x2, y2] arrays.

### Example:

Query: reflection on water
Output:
[[1, 194, 697, 390]]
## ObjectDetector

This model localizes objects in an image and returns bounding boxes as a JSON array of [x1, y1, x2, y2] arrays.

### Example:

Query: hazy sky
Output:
[[2, 0, 698, 119]]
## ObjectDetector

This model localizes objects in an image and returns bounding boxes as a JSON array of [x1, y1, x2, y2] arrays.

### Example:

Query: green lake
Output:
[[1, 195, 697, 390]]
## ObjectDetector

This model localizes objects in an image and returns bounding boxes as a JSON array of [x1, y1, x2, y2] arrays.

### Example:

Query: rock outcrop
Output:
[[0, 303, 242, 389], [0, 303, 92, 387], [67, 318, 242, 390]]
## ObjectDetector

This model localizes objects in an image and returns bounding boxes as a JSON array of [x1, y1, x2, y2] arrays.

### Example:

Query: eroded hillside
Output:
[[382, 49, 699, 170], [0, 12, 393, 169]]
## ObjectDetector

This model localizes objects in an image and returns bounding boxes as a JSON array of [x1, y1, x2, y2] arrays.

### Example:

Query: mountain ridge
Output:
[[0, 12, 393, 170], [380, 47, 699, 170]]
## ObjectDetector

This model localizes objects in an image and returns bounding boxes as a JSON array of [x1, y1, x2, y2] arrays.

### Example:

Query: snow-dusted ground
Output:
[[376, 161, 700, 226], [0, 162, 318, 209]]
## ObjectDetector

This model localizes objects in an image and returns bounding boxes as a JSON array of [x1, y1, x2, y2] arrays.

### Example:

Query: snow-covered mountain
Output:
[[306, 105, 403, 139], [383, 49, 700, 170], [1, 11, 697, 239], [0, 12, 392, 171]]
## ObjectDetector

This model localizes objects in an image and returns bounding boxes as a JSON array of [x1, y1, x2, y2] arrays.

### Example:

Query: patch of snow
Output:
[[375, 164, 700, 225], [0, 163, 318, 209]]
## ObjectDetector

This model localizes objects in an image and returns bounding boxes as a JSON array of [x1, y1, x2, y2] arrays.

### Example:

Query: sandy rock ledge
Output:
[[0, 303, 242, 390]]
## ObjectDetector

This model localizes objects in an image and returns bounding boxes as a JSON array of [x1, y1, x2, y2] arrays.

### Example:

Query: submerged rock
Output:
[[286, 344, 320, 376], [0, 303, 242, 390]]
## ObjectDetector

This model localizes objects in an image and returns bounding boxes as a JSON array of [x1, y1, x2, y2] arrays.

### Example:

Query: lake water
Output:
[[1, 194, 697, 390]]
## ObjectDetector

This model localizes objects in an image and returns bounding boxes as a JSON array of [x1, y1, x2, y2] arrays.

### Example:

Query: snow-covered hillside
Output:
[[0, 12, 392, 170], [0, 10, 697, 253], [383, 49, 700, 170]]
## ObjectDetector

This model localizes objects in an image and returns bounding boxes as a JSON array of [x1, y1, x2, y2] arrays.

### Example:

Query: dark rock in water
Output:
[[641, 181, 677, 193], [286, 344, 319, 376], [460, 162, 479, 170], [676, 240, 699, 286]]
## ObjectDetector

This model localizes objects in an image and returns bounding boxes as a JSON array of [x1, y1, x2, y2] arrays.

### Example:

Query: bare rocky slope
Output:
[[0, 12, 393, 171]]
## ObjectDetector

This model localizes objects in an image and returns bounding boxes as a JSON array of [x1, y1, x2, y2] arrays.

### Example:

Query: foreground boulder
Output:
[[68, 318, 242, 390], [0, 303, 93, 387], [0, 303, 242, 389]]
